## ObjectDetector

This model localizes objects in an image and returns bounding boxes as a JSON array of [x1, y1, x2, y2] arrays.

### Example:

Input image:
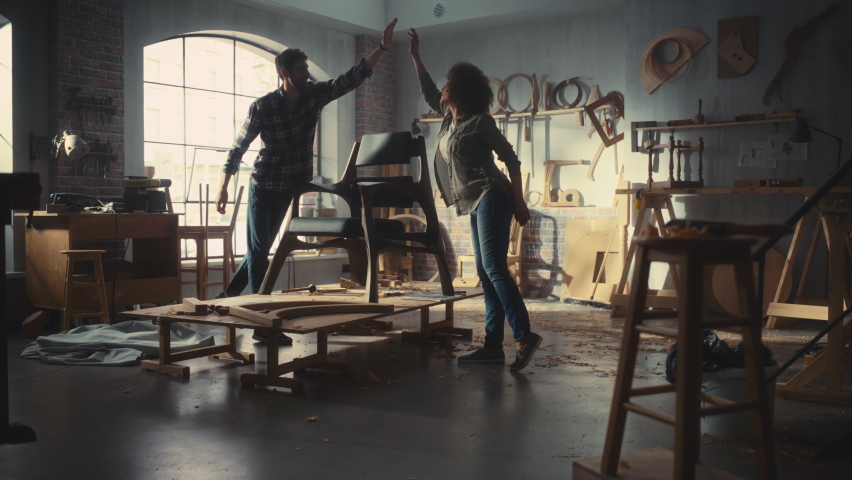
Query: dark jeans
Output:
[[225, 182, 294, 296], [470, 189, 531, 349]]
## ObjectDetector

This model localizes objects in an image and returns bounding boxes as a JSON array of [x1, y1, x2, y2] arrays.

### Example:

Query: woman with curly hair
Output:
[[407, 28, 541, 370]]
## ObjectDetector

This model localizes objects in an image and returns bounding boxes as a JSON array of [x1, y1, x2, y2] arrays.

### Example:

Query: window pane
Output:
[[144, 142, 185, 202], [185, 37, 234, 93], [143, 38, 183, 86], [234, 95, 263, 152], [144, 84, 184, 143], [235, 43, 277, 96], [185, 89, 234, 148], [184, 146, 230, 198]]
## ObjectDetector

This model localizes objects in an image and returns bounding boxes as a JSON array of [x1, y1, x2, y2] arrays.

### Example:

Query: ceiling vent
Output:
[[433, 2, 445, 18]]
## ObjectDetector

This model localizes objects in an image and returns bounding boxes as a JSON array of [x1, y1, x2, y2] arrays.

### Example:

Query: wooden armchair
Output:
[[258, 132, 454, 302], [357, 132, 454, 302]]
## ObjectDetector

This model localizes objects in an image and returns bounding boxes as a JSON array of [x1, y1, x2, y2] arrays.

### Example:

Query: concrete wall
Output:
[[124, 0, 360, 184], [395, 10, 627, 296], [397, 0, 850, 296], [622, 0, 850, 293]]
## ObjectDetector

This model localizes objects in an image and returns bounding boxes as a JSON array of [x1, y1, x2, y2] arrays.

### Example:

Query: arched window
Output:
[[143, 35, 320, 259], [0, 16, 12, 174]]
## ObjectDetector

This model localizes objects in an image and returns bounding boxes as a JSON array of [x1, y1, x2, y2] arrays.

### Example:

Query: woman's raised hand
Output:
[[408, 28, 420, 57]]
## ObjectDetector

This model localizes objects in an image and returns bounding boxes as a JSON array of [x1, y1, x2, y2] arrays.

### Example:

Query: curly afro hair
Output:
[[442, 61, 493, 115]]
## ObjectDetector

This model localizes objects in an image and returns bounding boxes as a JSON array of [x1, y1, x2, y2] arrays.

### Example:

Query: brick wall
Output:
[[48, 0, 124, 197], [413, 206, 617, 298], [354, 35, 395, 140]]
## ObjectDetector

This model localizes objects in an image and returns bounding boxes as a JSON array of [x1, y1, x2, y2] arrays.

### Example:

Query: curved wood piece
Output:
[[497, 74, 535, 113], [488, 78, 504, 115], [551, 77, 583, 109], [640, 28, 709, 94], [762, 5, 838, 105]]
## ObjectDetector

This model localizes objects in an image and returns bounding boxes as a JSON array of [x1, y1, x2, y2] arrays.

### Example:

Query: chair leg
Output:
[[197, 239, 207, 300], [258, 235, 297, 295], [365, 245, 381, 303], [223, 236, 232, 290], [433, 249, 455, 296], [93, 254, 110, 325], [601, 246, 652, 475], [734, 259, 777, 480], [61, 256, 73, 332], [674, 254, 703, 480]]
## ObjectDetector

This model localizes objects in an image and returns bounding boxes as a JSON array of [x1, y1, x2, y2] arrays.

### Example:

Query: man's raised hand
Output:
[[381, 18, 398, 50]]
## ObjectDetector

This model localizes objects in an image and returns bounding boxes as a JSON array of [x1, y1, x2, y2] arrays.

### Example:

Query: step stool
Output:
[[596, 237, 776, 480], [60, 250, 111, 332]]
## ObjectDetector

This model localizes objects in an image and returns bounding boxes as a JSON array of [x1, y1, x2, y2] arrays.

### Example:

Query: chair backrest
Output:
[[353, 132, 430, 209]]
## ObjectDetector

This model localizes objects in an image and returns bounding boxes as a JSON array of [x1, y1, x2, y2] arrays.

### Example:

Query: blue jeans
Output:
[[226, 182, 294, 296], [470, 189, 531, 349]]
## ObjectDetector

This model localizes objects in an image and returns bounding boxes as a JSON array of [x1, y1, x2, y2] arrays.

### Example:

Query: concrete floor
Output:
[[3, 299, 852, 479]]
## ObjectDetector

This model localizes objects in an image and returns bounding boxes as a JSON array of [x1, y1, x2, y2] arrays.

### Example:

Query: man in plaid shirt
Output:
[[215, 19, 398, 344]]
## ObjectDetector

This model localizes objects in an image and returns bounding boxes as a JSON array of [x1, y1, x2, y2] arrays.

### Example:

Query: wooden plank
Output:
[[765, 302, 828, 321], [166, 344, 235, 364], [141, 360, 190, 378], [562, 230, 620, 300], [776, 384, 852, 405]]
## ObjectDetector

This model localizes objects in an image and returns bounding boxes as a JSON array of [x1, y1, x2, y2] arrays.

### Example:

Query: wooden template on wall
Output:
[[640, 27, 709, 94], [717, 16, 758, 78]]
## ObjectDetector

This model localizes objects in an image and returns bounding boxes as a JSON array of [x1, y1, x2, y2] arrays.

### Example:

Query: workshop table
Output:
[[609, 186, 852, 317], [120, 283, 483, 392], [19, 211, 182, 310]]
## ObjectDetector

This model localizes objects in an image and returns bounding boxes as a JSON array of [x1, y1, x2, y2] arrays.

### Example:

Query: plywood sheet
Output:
[[561, 221, 620, 300]]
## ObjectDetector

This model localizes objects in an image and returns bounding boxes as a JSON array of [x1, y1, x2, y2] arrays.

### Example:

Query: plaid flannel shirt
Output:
[[223, 58, 373, 190]]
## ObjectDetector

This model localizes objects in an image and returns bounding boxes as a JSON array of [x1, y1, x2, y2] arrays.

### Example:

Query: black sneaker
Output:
[[458, 348, 505, 364], [510, 332, 542, 371], [215, 291, 228, 299], [252, 329, 293, 345]]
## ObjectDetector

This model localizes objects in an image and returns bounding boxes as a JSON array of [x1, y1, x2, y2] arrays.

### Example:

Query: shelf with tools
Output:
[[633, 117, 795, 131], [416, 104, 615, 123]]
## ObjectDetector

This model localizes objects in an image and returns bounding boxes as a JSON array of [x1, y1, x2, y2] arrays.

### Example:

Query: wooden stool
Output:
[[600, 237, 776, 480], [60, 250, 111, 332]]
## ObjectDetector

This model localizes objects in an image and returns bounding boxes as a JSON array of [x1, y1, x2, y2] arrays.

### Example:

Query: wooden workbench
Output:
[[120, 283, 483, 392], [609, 187, 852, 317], [19, 211, 181, 310]]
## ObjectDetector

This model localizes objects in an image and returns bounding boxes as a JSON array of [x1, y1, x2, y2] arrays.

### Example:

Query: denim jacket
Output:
[[419, 72, 521, 216]]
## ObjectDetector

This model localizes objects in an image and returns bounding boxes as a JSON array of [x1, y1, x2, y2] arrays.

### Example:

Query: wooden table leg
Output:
[[141, 319, 190, 378], [209, 325, 255, 363], [611, 198, 650, 317], [401, 303, 472, 342], [240, 328, 350, 392], [766, 209, 810, 328]]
